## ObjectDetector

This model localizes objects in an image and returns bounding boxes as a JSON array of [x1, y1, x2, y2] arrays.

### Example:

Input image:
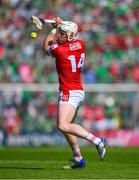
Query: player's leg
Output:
[[57, 103, 99, 142], [64, 109, 83, 162], [57, 103, 107, 161], [63, 133, 86, 169], [64, 133, 83, 161], [57, 105, 85, 169]]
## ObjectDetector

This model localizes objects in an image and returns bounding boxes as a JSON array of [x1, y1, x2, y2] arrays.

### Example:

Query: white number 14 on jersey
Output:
[[68, 53, 85, 72]]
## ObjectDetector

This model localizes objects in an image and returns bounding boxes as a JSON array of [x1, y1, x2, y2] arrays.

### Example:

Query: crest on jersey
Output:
[[69, 42, 81, 51]]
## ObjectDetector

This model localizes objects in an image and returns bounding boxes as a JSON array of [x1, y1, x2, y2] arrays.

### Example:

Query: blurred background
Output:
[[0, 0, 139, 147]]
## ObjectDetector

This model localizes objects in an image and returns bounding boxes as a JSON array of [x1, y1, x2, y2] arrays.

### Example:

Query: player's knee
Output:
[[57, 122, 68, 132]]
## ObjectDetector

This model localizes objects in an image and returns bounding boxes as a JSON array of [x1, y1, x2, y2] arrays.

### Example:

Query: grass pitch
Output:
[[0, 146, 139, 179]]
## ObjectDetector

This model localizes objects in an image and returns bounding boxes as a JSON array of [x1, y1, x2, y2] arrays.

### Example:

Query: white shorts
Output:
[[58, 90, 85, 109]]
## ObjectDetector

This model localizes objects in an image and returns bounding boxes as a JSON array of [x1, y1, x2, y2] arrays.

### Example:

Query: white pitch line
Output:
[[0, 160, 64, 163]]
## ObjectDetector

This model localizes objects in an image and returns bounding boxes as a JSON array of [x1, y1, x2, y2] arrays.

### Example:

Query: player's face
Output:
[[56, 29, 68, 44]]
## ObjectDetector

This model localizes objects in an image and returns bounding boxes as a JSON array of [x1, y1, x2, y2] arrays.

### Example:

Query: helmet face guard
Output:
[[57, 21, 78, 41]]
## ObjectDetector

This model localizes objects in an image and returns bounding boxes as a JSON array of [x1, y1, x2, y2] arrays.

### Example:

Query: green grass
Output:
[[0, 146, 139, 179]]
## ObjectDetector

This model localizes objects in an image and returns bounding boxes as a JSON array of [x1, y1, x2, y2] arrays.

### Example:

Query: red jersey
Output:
[[48, 39, 86, 91]]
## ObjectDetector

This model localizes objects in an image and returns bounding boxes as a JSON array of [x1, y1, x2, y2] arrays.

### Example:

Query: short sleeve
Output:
[[48, 43, 59, 57]]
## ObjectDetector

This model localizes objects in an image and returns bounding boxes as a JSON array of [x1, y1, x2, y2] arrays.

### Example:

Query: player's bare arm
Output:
[[43, 31, 56, 55], [43, 17, 63, 55]]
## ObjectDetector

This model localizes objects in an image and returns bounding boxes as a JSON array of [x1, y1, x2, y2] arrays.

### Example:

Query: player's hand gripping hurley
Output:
[[31, 15, 62, 30]]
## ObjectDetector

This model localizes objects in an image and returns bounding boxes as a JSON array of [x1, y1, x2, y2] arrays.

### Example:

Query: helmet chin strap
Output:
[[67, 33, 76, 41], [68, 36, 74, 41]]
